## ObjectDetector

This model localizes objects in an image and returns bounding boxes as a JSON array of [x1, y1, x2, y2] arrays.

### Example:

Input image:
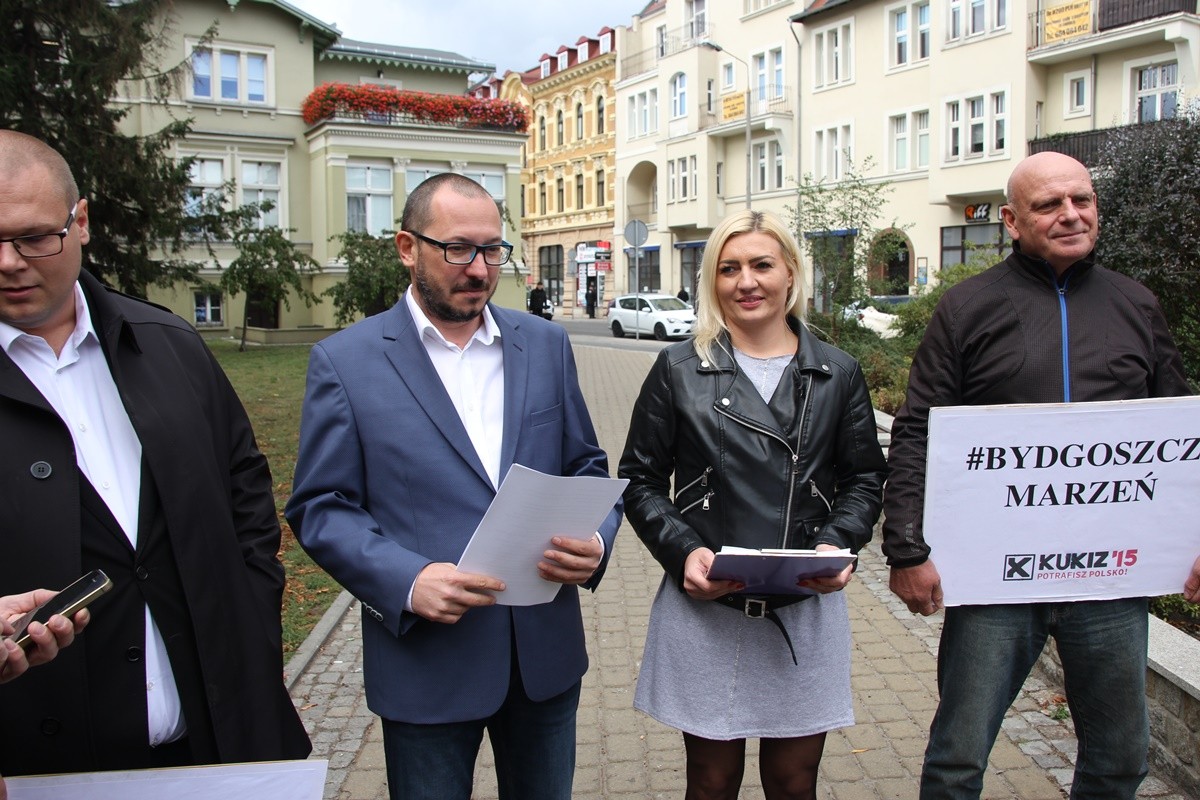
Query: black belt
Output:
[[714, 594, 811, 666]]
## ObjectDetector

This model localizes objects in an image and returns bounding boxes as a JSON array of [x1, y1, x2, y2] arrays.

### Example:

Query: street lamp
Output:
[[701, 40, 752, 210]]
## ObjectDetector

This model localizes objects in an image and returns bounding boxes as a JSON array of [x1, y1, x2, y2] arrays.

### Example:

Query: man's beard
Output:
[[413, 260, 493, 324]]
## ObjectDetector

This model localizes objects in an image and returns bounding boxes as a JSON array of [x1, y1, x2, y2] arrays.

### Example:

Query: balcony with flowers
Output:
[[302, 82, 529, 133]]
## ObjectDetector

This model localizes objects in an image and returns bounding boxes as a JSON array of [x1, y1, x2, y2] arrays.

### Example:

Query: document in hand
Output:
[[707, 547, 856, 595], [456, 464, 627, 606]]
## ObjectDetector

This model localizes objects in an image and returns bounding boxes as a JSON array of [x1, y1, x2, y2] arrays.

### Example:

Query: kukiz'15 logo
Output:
[[1003, 549, 1139, 581]]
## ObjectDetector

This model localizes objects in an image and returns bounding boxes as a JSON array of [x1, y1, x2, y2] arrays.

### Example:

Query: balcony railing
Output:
[[620, 22, 717, 80], [1028, 121, 1163, 166], [699, 86, 793, 132], [626, 202, 657, 224], [301, 83, 529, 132], [1027, 0, 1196, 49]]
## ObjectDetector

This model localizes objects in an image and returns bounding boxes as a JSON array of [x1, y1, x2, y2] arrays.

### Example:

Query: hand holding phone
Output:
[[4, 570, 112, 653]]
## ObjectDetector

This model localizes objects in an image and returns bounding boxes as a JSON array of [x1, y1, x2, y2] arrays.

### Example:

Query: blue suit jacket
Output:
[[285, 299, 621, 723]]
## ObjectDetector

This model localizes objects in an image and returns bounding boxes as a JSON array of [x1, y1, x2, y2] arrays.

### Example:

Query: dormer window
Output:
[[540, 59, 551, 78], [599, 33, 611, 54], [577, 44, 589, 63], [558, 52, 569, 71]]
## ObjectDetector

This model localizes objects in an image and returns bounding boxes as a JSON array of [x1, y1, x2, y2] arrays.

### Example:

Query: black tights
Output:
[[683, 731, 827, 800]]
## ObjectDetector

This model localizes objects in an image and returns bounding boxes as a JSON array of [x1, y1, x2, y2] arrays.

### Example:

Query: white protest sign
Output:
[[924, 396, 1200, 606]]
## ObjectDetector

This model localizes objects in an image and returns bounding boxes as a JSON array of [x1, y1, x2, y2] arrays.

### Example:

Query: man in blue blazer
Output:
[[286, 173, 621, 800]]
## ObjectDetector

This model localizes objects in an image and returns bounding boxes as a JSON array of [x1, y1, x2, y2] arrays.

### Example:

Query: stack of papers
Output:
[[707, 546, 856, 595]]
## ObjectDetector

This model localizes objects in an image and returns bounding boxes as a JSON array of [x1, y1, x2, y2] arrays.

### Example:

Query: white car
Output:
[[610, 293, 696, 340]]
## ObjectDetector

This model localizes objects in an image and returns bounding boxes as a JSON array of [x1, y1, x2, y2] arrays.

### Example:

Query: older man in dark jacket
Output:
[[884, 151, 1197, 799]]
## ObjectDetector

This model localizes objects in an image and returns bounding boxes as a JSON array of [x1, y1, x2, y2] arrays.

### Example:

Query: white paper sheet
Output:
[[7, 759, 327, 800], [456, 464, 627, 606]]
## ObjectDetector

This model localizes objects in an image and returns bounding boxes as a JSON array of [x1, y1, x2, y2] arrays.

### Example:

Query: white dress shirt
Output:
[[0, 282, 186, 746]]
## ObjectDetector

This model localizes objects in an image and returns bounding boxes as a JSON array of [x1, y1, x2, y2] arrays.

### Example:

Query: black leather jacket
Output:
[[619, 319, 887, 587], [882, 245, 1192, 567]]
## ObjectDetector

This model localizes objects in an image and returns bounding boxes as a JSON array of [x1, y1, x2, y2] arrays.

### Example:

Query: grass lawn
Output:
[[207, 339, 342, 655]]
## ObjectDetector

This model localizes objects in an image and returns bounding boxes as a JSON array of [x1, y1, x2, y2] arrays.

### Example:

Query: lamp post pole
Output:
[[702, 40, 753, 210]]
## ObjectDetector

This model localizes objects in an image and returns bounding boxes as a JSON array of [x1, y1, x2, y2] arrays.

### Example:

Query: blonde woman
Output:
[[619, 210, 886, 800]]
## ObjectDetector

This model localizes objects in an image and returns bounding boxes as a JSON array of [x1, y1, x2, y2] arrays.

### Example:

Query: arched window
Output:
[[538, 116, 546, 150], [670, 73, 687, 118], [596, 95, 606, 134], [556, 111, 564, 146], [576, 103, 584, 139]]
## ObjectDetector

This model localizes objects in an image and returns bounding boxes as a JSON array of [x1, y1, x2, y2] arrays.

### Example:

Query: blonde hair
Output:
[[692, 209, 808, 363]]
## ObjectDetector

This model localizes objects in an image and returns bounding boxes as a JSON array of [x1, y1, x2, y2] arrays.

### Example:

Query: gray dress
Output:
[[632, 351, 854, 740]]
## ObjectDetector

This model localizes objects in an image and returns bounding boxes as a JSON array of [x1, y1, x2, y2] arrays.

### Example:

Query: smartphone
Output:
[[5, 570, 113, 651]]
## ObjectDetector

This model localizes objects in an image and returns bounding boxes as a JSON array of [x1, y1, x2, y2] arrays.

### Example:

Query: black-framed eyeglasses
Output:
[[408, 231, 513, 267], [0, 201, 80, 259]]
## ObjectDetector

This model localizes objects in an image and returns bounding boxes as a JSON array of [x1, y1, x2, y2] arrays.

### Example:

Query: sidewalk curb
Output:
[[285, 589, 355, 692]]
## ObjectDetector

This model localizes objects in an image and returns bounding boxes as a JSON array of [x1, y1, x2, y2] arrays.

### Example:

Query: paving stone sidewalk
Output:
[[286, 343, 1186, 800]]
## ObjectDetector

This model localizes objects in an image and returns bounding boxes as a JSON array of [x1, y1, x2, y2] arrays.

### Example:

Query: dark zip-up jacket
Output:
[[882, 244, 1192, 568], [619, 318, 887, 587]]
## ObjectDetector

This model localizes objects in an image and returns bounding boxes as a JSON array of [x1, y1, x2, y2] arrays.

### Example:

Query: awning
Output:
[[673, 240, 707, 249]]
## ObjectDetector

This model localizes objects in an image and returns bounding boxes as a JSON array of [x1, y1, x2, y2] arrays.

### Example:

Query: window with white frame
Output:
[[670, 73, 687, 118], [556, 110, 564, 145], [889, 109, 932, 172], [599, 32, 611, 54], [194, 291, 223, 326], [915, 110, 930, 168], [185, 158, 224, 216], [628, 88, 658, 139], [540, 60, 551, 78], [814, 124, 852, 181], [945, 90, 1006, 162], [680, 157, 691, 199], [754, 143, 767, 191], [992, 92, 1006, 152], [539, 116, 546, 150], [891, 115, 909, 171], [577, 43, 589, 63], [576, 103, 584, 139], [1136, 61, 1179, 122], [1064, 70, 1090, 118], [890, 1, 930, 68], [686, 0, 707, 38], [752, 49, 784, 101], [241, 161, 280, 228], [948, 0, 963, 40], [771, 141, 784, 188], [722, 62, 735, 91], [556, 178, 564, 211], [348, 164, 393, 235], [576, 174, 584, 208], [596, 95, 606, 134], [668, 160, 677, 201], [656, 26, 668, 58], [189, 42, 271, 104], [596, 169, 605, 205], [813, 20, 853, 89], [558, 52, 569, 71], [948, 0, 1006, 41]]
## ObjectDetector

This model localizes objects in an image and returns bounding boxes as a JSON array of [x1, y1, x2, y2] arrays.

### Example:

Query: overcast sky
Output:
[[290, 0, 649, 77]]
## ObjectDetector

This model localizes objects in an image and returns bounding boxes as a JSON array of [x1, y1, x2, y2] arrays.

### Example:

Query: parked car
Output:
[[541, 299, 554, 320], [609, 293, 696, 340], [841, 296, 911, 339]]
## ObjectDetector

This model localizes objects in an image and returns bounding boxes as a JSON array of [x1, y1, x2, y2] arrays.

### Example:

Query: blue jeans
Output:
[[381, 675, 581, 800], [921, 599, 1149, 800]]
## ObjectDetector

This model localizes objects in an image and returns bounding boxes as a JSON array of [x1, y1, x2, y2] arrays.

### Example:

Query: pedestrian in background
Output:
[[620, 209, 886, 800], [528, 280, 547, 317]]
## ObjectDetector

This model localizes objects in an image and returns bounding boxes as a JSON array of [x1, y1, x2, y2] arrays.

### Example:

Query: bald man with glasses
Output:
[[0, 130, 309, 777], [287, 172, 622, 800]]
